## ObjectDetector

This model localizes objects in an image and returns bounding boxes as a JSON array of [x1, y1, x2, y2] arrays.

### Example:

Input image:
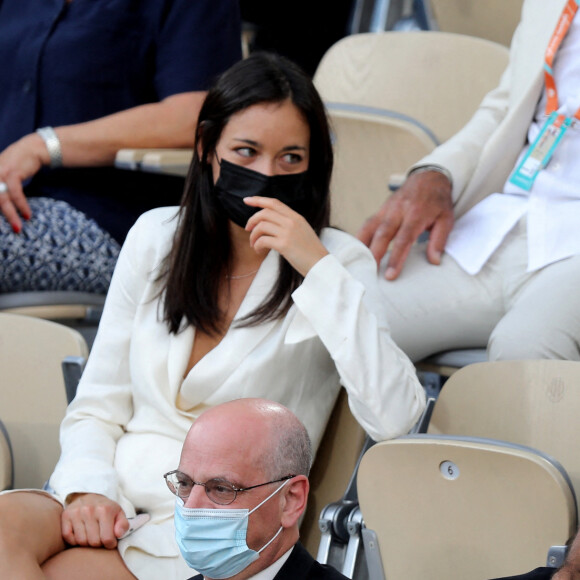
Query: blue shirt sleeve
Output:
[[0, 0, 242, 149], [154, 0, 243, 97]]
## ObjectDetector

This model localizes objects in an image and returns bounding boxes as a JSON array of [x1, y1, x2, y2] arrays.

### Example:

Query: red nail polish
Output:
[[12, 223, 21, 234]]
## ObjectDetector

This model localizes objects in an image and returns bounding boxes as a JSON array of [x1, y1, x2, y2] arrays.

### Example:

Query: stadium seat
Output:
[[115, 148, 192, 177], [313, 30, 510, 145], [357, 434, 576, 579], [0, 313, 88, 489], [323, 103, 438, 235], [426, 360, 580, 520], [424, 0, 524, 47], [300, 388, 367, 559], [0, 291, 105, 350]]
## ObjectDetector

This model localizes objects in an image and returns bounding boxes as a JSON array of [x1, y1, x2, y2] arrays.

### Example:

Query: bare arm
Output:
[[0, 91, 205, 231], [357, 170, 454, 280], [56, 91, 205, 166]]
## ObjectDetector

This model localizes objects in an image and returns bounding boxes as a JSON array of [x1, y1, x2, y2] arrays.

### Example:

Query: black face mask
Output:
[[214, 159, 311, 227]]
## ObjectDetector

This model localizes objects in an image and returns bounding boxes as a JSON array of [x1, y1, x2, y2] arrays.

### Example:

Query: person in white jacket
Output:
[[359, 0, 580, 362], [0, 53, 425, 580]]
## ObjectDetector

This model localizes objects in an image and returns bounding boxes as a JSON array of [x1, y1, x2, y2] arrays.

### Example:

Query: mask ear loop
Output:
[[248, 479, 292, 516], [257, 525, 283, 554], [248, 478, 292, 554]]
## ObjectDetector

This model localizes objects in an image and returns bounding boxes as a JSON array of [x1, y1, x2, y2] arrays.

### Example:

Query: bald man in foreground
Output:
[[163, 398, 348, 580]]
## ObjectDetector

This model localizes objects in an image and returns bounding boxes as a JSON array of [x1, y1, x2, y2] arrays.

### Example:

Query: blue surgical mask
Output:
[[174, 480, 289, 578]]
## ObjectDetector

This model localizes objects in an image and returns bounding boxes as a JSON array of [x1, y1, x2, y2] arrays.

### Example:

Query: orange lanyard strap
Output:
[[544, 0, 580, 120]]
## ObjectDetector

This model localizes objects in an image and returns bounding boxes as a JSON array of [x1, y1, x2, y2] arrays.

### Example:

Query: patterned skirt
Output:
[[0, 198, 120, 293]]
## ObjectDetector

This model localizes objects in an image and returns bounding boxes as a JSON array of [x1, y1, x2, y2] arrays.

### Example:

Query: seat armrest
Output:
[[0, 419, 14, 490], [547, 545, 568, 568], [115, 148, 155, 170], [62, 356, 87, 404], [115, 148, 193, 177], [410, 396, 437, 433], [142, 149, 193, 172], [361, 526, 387, 580]]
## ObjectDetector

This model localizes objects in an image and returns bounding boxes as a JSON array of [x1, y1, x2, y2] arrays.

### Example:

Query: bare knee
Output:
[[42, 547, 137, 580], [0, 492, 65, 563]]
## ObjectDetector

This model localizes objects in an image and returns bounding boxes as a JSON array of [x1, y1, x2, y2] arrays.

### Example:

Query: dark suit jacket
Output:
[[187, 541, 348, 580], [489, 568, 557, 580]]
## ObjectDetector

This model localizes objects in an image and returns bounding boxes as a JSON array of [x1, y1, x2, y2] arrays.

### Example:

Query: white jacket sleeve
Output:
[[418, 62, 513, 204], [410, 17, 523, 206], [48, 209, 175, 503], [290, 229, 426, 441]]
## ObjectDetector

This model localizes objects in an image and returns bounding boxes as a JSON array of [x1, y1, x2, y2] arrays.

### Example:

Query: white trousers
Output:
[[378, 218, 580, 362]]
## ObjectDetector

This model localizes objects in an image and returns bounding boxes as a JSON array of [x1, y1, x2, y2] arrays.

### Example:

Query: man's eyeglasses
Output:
[[164, 470, 295, 505]]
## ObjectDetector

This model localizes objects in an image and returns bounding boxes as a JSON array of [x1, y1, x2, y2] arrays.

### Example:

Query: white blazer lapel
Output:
[[177, 251, 280, 408], [167, 323, 195, 396]]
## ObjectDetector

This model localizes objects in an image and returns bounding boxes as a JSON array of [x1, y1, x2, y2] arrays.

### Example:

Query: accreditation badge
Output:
[[509, 112, 572, 191]]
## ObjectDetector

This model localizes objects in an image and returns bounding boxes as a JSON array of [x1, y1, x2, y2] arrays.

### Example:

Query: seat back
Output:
[[0, 313, 88, 488], [426, 0, 524, 47], [325, 104, 438, 234], [428, 360, 580, 520], [0, 291, 105, 321], [314, 31, 510, 144], [358, 435, 577, 580], [300, 388, 366, 556]]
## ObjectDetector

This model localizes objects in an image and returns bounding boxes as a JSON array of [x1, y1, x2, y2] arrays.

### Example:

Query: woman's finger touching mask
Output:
[[245, 196, 329, 276]]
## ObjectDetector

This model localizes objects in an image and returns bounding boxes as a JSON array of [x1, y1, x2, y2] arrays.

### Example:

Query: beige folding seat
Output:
[[425, 0, 525, 47], [313, 30, 510, 145], [428, 360, 580, 520], [0, 313, 88, 489], [115, 148, 192, 177], [357, 435, 576, 580], [313, 29, 510, 237], [0, 291, 105, 321], [300, 388, 367, 557], [0, 291, 105, 352], [324, 105, 438, 235]]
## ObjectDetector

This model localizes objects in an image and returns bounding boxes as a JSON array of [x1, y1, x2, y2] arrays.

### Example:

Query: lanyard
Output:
[[544, 0, 580, 123], [509, 1, 580, 191]]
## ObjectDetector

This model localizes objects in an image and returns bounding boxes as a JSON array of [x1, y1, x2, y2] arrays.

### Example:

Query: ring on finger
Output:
[[0, 182, 8, 194]]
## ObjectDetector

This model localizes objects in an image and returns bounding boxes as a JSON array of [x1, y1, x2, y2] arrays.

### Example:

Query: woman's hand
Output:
[[61, 493, 130, 549], [0, 134, 46, 232], [244, 196, 329, 277]]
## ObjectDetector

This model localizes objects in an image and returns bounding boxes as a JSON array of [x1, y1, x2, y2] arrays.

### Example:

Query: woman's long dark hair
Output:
[[160, 52, 333, 335]]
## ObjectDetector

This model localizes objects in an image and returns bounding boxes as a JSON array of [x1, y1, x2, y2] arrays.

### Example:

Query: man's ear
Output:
[[280, 476, 309, 529]]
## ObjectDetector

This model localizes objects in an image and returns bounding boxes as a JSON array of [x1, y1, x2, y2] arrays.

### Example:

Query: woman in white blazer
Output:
[[0, 53, 425, 579]]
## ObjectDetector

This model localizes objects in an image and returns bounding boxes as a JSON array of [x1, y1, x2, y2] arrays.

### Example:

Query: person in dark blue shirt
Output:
[[0, 0, 241, 293]]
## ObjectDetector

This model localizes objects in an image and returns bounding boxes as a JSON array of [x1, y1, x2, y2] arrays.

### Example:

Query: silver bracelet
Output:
[[36, 126, 63, 168], [409, 164, 453, 186]]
